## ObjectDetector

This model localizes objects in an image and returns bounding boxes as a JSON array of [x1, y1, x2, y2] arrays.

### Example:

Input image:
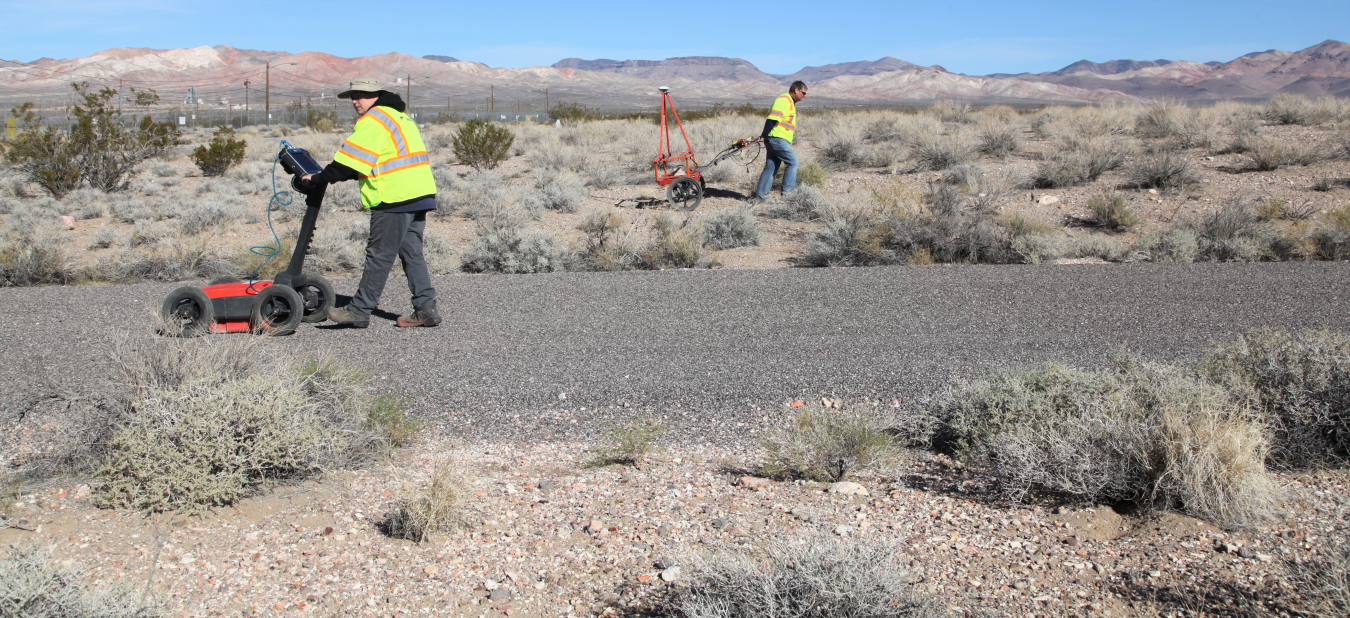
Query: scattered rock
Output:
[[660, 566, 681, 582], [484, 580, 500, 591], [586, 519, 604, 534], [738, 476, 771, 490], [791, 507, 814, 522], [60, 215, 75, 230], [488, 589, 509, 602], [828, 482, 868, 496], [655, 556, 675, 570], [655, 524, 673, 537], [834, 524, 855, 537], [1013, 580, 1028, 590], [710, 517, 728, 529], [424, 566, 438, 575], [1037, 195, 1062, 206], [537, 480, 555, 491]]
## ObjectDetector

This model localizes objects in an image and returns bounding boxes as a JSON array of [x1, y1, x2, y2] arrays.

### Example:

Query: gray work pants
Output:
[[349, 209, 436, 317]]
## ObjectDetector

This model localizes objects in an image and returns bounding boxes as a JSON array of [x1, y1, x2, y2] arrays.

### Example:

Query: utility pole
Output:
[[490, 85, 494, 112], [194, 93, 199, 129], [266, 61, 297, 126], [244, 80, 250, 127]]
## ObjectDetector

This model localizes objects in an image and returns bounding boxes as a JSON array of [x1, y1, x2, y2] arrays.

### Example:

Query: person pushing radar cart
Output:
[[747, 81, 807, 203], [300, 77, 441, 329]]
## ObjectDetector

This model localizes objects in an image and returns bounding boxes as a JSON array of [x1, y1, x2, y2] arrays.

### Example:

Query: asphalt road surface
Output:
[[3, 263, 1349, 443]]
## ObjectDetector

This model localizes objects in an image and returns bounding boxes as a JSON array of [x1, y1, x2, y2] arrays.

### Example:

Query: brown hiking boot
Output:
[[397, 301, 441, 327], [325, 305, 370, 328]]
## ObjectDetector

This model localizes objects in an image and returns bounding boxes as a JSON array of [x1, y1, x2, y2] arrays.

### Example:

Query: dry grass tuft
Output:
[[0, 543, 154, 617], [760, 405, 896, 482], [382, 457, 470, 543], [664, 534, 945, 618], [588, 418, 667, 468]]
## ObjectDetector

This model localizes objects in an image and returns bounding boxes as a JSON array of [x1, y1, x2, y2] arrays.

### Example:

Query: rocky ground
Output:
[[2, 433, 1345, 618], [9, 106, 1350, 277]]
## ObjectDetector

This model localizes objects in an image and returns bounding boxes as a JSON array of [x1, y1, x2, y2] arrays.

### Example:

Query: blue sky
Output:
[[0, 0, 1344, 75]]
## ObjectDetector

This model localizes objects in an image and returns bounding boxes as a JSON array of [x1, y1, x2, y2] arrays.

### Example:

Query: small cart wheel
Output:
[[161, 287, 214, 337], [667, 176, 703, 211], [297, 275, 335, 323], [250, 284, 305, 336]]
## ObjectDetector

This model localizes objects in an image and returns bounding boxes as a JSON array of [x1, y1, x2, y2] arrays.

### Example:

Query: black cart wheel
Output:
[[161, 287, 214, 337], [667, 176, 703, 211], [209, 276, 242, 285], [297, 275, 335, 323], [250, 284, 304, 336]]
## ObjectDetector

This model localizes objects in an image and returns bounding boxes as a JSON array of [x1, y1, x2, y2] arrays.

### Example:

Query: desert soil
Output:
[[2, 438, 1346, 618]]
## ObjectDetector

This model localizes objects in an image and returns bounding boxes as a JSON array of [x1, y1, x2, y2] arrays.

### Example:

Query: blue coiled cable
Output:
[[247, 140, 295, 284]]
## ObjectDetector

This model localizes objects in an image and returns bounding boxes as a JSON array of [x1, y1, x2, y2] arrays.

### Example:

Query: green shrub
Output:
[[367, 392, 421, 448], [452, 119, 514, 171], [189, 126, 247, 177], [760, 406, 896, 482], [796, 160, 829, 187], [666, 535, 943, 618], [1198, 329, 1350, 469], [7, 85, 176, 198], [1194, 198, 1293, 262], [931, 358, 1277, 527], [588, 418, 666, 468], [1086, 191, 1139, 232], [0, 544, 153, 618], [303, 109, 337, 133]]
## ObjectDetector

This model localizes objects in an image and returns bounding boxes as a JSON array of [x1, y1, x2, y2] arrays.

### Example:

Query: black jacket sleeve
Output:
[[760, 118, 777, 138], [314, 160, 359, 184]]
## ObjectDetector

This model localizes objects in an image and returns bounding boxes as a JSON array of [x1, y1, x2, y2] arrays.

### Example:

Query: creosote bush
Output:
[[760, 406, 896, 482], [459, 218, 567, 274], [1288, 531, 1350, 618], [452, 119, 515, 171], [664, 534, 944, 618], [796, 160, 829, 187], [7, 84, 177, 198], [0, 543, 153, 618], [189, 126, 247, 177]]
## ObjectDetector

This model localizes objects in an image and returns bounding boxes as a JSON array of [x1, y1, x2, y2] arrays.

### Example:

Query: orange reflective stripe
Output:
[[768, 110, 785, 118], [365, 107, 409, 155], [339, 140, 379, 166]]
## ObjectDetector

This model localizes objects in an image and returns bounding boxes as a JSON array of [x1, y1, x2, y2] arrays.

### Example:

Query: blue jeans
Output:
[[756, 137, 798, 199]]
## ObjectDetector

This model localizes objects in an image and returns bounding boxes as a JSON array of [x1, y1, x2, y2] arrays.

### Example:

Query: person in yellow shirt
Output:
[[749, 81, 807, 203], [300, 77, 440, 329]]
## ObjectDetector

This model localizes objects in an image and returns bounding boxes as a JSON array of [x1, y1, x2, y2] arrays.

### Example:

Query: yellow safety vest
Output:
[[333, 106, 436, 209], [767, 94, 798, 143]]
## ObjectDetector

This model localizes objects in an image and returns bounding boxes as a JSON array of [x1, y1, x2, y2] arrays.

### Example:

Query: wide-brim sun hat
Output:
[[338, 77, 385, 99]]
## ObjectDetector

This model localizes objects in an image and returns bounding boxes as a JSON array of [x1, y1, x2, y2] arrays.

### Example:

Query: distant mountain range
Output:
[[2, 40, 1345, 110]]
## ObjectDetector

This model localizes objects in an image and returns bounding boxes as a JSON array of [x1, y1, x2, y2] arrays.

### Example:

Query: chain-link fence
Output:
[[1, 105, 556, 135]]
